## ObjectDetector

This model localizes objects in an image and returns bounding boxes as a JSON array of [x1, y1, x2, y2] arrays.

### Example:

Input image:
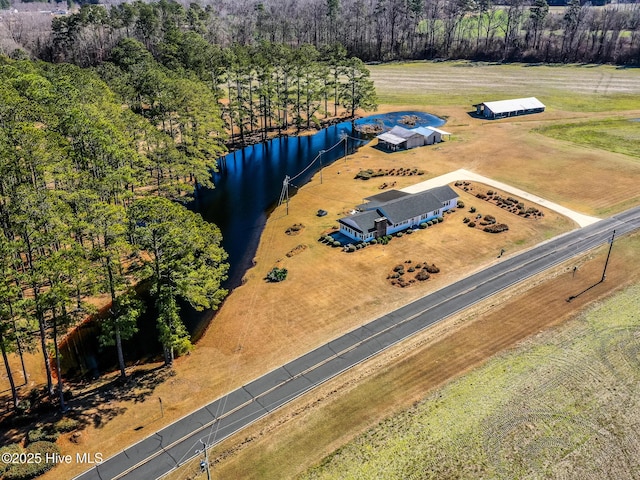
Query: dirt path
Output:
[[401, 168, 601, 227]]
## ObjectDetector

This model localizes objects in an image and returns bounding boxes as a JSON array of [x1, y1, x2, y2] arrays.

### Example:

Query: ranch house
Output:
[[474, 97, 545, 119], [338, 185, 458, 242]]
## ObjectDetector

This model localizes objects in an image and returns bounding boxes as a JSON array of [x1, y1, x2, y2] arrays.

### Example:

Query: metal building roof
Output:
[[482, 97, 545, 114], [412, 126, 452, 137], [377, 132, 407, 145]]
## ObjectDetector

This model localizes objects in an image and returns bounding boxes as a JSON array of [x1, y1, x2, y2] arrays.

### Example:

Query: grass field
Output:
[[7, 61, 640, 480], [174, 233, 640, 480], [536, 118, 640, 160], [299, 284, 640, 480], [368, 61, 640, 112]]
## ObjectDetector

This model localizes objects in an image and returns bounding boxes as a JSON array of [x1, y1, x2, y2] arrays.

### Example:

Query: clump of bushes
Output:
[[415, 270, 430, 281], [266, 267, 288, 282], [1, 441, 59, 480], [484, 223, 509, 233], [483, 215, 496, 224], [425, 264, 440, 274], [27, 426, 59, 444], [285, 223, 304, 235], [355, 169, 374, 180]]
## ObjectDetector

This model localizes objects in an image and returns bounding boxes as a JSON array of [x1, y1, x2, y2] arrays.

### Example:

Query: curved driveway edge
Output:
[[400, 168, 601, 228]]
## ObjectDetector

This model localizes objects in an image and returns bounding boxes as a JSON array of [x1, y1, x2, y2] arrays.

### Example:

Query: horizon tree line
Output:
[[2, 0, 640, 66]]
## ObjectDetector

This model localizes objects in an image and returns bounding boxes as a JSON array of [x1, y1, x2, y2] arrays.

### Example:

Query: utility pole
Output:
[[341, 134, 348, 160], [318, 150, 325, 184], [601, 229, 616, 283], [279, 175, 290, 215], [197, 440, 211, 480]]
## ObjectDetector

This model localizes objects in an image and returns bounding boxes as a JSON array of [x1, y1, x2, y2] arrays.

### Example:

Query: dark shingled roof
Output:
[[377, 190, 444, 225], [340, 185, 458, 235], [339, 210, 386, 234], [427, 185, 458, 203], [359, 190, 411, 210]]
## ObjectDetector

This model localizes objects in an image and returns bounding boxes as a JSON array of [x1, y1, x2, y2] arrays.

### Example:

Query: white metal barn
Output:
[[411, 126, 452, 144], [474, 97, 545, 119], [376, 126, 425, 151]]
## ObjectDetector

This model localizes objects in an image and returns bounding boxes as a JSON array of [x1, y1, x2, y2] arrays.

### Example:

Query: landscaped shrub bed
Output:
[[355, 167, 425, 180], [454, 182, 544, 219], [483, 223, 509, 233], [387, 260, 441, 287]]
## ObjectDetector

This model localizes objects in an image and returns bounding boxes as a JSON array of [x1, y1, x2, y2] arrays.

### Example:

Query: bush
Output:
[[346, 244, 356, 252], [419, 223, 428, 229], [469, 206, 476, 213], [487, 190, 494, 196], [393, 264, 404, 272], [456, 200, 465, 208], [266, 267, 288, 282], [27, 427, 59, 444], [426, 264, 440, 274], [415, 270, 430, 281], [396, 232, 403, 237], [355, 169, 373, 180], [436, 217, 443, 223], [332, 240, 341, 247], [406, 228, 413, 234], [408, 267, 415, 273], [483, 215, 496, 224], [54, 418, 79, 433], [0, 444, 21, 476], [468, 221, 476, 228], [2, 441, 59, 480], [370, 238, 377, 244], [483, 223, 509, 233], [463, 217, 470, 223]]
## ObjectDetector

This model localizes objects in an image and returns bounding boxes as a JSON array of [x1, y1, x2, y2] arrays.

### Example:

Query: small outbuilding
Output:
[[376, 126, 425, 151], [474, 97, 545, 119], [411, 126, 451, 145]]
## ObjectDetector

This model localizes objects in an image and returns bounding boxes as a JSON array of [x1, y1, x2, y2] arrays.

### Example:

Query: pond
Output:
[[61, 111, 445, 376], [191, 111, 445, 290]]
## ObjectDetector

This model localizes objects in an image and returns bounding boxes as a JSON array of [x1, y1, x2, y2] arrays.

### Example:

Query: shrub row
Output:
[[483, 223, 509, 233]]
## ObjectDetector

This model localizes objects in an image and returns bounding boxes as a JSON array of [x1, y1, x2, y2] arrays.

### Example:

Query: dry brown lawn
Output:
[[4, 61, 640, 480], [172, 232, 640, 480]]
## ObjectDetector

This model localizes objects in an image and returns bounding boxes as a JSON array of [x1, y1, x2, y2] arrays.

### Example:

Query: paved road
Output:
[[75, 206, 640, 480]]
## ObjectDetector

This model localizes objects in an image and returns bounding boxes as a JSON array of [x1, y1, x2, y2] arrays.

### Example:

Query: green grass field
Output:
[[536, 118, 640, 160], [301, 282, 640, 480], [368, 61, 640, 112]]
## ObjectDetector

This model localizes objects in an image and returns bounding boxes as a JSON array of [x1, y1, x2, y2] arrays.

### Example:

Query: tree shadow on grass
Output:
[[0, 364, 173, 445]]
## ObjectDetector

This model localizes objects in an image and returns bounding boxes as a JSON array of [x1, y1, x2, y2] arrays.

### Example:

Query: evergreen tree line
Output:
[[5, 0, 640, 66], [0, 57, 228, 413], [44, 3, 377, 146], [0, 2, 378, 413]]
